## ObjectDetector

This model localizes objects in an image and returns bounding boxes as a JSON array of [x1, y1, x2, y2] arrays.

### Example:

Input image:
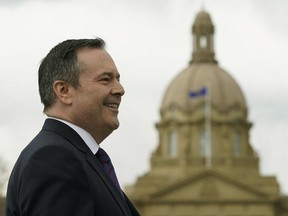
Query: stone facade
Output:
[[0, 197, 5, 216]]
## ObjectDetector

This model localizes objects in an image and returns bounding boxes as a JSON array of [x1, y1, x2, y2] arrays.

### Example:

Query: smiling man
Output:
[[6, 38, 140, 216]]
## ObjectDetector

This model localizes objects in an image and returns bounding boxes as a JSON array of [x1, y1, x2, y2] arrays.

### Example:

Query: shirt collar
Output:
[[48, 117, 99, 154]]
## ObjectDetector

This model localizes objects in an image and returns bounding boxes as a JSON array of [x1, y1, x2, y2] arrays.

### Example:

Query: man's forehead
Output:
[[76, 48, 114, 69]]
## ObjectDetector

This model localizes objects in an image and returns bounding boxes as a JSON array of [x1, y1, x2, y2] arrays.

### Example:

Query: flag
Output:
[[188, 87, 207, 97]]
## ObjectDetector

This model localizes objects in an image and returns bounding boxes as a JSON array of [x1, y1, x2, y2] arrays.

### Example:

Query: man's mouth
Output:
[[103, 97, 121, 110], [104, 103, 119, 109]]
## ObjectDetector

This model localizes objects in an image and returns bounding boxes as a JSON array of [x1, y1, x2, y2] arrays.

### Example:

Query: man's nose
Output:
[[111, 81, 125, 96]]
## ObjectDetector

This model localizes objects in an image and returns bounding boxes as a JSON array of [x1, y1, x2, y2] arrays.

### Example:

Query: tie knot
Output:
[[95, 148, 111, 163]]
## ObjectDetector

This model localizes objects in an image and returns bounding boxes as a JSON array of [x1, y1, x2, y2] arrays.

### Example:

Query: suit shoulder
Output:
[[13, 129, 87, 177]]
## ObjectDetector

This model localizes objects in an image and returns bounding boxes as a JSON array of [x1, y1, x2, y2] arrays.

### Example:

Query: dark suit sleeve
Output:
[[19, 145, 93, 216]]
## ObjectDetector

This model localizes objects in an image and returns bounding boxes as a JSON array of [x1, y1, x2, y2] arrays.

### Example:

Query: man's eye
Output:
[[101, 77, 110, 82]]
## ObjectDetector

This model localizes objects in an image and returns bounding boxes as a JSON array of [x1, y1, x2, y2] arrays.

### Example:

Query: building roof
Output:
[[161, 10, 247, 115], [161, 63, 247, 113], [194, 10, 213, 28]]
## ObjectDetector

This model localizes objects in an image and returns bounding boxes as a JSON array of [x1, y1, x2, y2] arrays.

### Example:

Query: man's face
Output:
[[70, 48, 125, 143]]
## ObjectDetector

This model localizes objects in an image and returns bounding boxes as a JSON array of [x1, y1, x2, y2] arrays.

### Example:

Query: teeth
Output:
[[106, 103, 118, 108]]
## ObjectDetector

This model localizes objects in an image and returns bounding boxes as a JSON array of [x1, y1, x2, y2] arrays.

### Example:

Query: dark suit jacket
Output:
[[6, 119, 140, 216]]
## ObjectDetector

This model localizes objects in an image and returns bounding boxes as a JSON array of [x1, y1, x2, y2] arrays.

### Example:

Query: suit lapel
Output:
[[85, 153, 133, 216], [43, 119, 133, 216]]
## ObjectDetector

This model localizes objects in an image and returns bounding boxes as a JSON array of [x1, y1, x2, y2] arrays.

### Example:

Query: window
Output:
[[200, 129, 206, 156], [200, 35, 207, 48], [168, 131, 177, 157], [233, 131, 241, 157]]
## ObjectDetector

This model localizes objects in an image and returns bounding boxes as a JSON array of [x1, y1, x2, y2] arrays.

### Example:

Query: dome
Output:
[[161, 63, 247, 114], [193, 10, 213, 28], [161, 10, 247, 116]]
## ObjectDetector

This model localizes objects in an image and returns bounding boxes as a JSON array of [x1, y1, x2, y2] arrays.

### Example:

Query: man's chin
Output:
[[113, 123, 120, 130], [110, 120, 120, 130]]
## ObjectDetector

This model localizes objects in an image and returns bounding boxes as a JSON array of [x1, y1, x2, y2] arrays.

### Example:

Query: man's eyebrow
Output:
[[98, 71, 120, 79]]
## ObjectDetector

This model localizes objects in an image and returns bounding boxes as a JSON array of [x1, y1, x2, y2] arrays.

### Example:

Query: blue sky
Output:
[[0, 0, 288, 194]]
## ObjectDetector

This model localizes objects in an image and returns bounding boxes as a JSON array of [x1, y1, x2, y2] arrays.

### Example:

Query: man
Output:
[[6, 38, 140, 216]]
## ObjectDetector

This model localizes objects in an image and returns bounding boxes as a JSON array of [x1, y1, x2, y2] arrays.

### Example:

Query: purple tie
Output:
[[95, 148, 123, 197]]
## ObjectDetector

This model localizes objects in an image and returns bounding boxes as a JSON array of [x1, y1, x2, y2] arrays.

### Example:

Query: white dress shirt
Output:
[[48, 117, 99, 154]]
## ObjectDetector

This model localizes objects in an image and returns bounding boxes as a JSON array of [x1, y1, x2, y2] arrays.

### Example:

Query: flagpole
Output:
[[188, 86, 212, 168], [205, 83, 212, 169]]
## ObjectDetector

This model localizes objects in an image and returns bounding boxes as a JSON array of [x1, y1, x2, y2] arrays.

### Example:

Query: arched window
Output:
[[233, 131, 241, 157], [168, 131, 177, 157], [200, 35, 207, 48], [199, 129, 206, 156]]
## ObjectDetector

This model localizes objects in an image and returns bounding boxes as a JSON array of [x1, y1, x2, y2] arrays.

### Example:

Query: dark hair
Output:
[[38, 38, 106, 112]]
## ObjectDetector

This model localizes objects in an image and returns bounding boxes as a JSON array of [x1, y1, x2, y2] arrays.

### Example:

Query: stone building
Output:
[[126, 10, 288, 216]]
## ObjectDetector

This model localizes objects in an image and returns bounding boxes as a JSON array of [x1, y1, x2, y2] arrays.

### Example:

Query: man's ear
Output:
[[53, 80, 73, 105]]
